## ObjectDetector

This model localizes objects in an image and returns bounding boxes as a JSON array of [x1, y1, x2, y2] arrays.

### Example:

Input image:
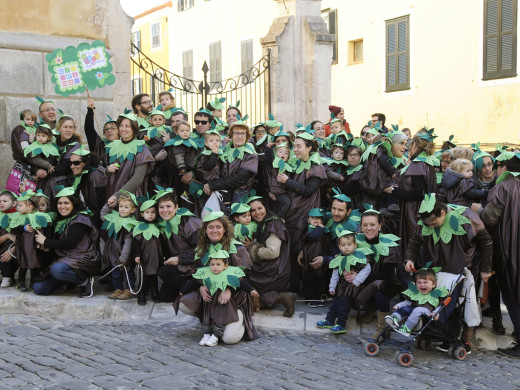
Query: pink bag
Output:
[[5, 162, 37, 195]]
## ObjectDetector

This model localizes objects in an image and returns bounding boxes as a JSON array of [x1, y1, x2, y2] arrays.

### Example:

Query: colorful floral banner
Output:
[[45, 40, 115, 96]]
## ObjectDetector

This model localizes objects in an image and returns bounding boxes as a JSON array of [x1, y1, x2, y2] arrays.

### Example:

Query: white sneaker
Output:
[[1, 277, 13, 288], [199, 334, 211, 346], [205, 334, 219, 347]]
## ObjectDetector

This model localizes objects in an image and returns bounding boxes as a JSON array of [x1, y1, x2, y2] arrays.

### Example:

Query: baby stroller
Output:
[[363, 268, 474, 367]]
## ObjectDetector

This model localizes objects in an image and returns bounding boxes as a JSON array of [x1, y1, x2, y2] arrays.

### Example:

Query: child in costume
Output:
[[301, 208, 330, 307], [165, 120, 200, 203], [192, 129, 222, 216], [324, 144, 348, 186], [101, 191, 138, 300], [18, 109, 37, 150], [179, 246, 258, 347], [340, 142, 364, 210], [8, 190, 52, 291], [385, 267, 448, 335], [139, 110, 172, 188], [317, 230, 372, 333], [0, 190, 18, 288], [206, 97, 226, 120], [438, 158, 487, 206], [24, 124, 59, 176], [231, 200, 257, 242], [158, 90, 176, 126], [132, 198, 162, 306], [33, 190, 55, 269], [264, 143, 293, 219]]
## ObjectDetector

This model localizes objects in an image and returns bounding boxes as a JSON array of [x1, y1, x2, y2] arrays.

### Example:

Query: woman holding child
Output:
[[32, 187, 100, 297]]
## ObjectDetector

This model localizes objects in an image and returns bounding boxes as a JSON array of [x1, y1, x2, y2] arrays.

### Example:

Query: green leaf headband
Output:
[[16, 189, 37, 201], [230, 202, 250, 215], [418, 260, 442, 274], [274, 129, 291, 139], [202, 208, 225, 222], [72, 144, 91, 156], [172, 107, 188, 116], [336, 229, 355, 239], [274, 142, 290, 151], [209, 97, 226, 110], [33, 189, 49, 199], [295, 123, 314, 134], [37, 123, 53, 131], [205, 129, 222, 137], [296, 131, 314, 141], [247, 189, 263, 204], [56, 187, 76, 197], [105, 115, 116, 125], [308, 208, 326, 218], [119, 112, 137, 122], [229, 114, 249, 128], [362, 204, 380, 214], [119, 190, 138, 207], [36, 96, 54, 105], [332, 188, 351, 203], [348, 137, 366, 152], [265, 113, 282, 128], [496, 150, 520, 162], [472, 146, 494, 171], [229, 100, 240, 109], [152, 186, 176, 200], [196, 108, 213, 116], [140, 198, 157, 212], [419, 193, 437, 214], [149, 110, 164, 117], [417, 127, 437, 142]]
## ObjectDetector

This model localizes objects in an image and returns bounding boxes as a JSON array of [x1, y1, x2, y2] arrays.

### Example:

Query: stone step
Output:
[[0, 286, 515, 351]]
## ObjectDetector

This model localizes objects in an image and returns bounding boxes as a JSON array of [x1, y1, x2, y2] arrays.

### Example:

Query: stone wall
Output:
[[0, 0, 133, 187]]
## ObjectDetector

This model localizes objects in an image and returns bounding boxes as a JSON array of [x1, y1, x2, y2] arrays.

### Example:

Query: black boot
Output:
[[492, 311, 506, 335], [150, 275, 162, 303], [137, 275, 149, 306]]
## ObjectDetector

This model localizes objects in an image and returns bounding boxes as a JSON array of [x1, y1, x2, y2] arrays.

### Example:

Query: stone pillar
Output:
[[261, 0, 334, 130], [0, 0, 133, 185]]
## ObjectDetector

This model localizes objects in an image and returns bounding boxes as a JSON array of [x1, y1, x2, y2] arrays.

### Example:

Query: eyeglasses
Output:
[[140, 100, 152, 105], [234, 132, 247, 137], [482, 162, 494, 169], [194, 120, 209, 125], [40, 108, 56, 113], [348, 153, 360, 157], [361, 132, 368, 136], [104, 126, 117, 132], [70, 161, 83, 166]]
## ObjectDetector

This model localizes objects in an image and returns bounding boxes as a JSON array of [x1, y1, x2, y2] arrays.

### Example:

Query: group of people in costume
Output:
[[1, 94, 519, 356]]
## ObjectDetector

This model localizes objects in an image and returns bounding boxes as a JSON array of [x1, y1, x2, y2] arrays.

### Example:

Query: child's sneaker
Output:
[[108, 289, 123, 299], [396, 324, 412, 336], [316, 319, 334, 328], [1, 277, 13, 288], [118, 289, 134, 300], [463, 341, 472, 355], [16, 282, 29, 292], [385, 314, 400, 329], [199, 334, 211, 346], [330, 324, 347, 334], [205, 334, 219, 347]]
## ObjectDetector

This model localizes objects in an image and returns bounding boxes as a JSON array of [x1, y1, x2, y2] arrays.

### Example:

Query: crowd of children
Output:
[[1, 95, 519, 357]]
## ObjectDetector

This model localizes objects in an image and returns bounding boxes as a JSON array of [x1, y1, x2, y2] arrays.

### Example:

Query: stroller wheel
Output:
[[396, 351, 414, 367], [452, 345, 467, 361], [417, 338, 431, 350], [364, 342, 379, 356]]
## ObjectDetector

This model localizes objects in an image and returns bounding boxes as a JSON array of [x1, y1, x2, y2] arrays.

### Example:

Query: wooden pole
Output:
[[85, 86, 103, 137]]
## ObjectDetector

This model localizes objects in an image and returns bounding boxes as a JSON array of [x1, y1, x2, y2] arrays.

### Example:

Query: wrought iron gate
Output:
[[130, 43, 270, 126]]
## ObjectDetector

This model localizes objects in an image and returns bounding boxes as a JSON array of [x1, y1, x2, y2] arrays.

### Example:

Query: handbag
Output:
[[6, 162, 37, 195]]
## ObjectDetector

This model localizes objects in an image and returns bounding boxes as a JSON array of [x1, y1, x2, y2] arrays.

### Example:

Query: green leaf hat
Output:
[[419, 193, 437, 214], [331, 187, 351, 204], [308, 208, 326, 218], [208, 97, 226, 110], [265, 113, 282, 128], [56, 187, 76, 197], [202, 208, 225, 223]]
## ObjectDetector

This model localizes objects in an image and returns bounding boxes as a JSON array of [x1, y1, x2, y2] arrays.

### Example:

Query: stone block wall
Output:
[[0, 0, 133, 187]]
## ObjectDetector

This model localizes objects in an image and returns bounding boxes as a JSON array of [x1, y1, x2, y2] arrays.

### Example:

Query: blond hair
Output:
[[450, 158, 473, 173], [449, 147, 474, 161]]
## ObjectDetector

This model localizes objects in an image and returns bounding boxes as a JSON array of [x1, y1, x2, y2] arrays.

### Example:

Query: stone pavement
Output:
[[0, 314, 519, 389]]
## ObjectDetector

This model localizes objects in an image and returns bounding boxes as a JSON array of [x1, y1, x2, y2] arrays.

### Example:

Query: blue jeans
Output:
[[326, 296, 353, 327], [111, 266, 135, 291], [33, 262, 86, 296]]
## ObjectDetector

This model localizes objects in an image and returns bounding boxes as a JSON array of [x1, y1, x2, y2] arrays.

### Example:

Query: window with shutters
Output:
[[178, 0, 194, 12], [385, 15, 410, 92], [132, 77, 142, 95], [151, 22, 161, 48], [483, 0, 517, 80], [209, 41, 222, 85], [241, 39, 253, 82], [132, 31, 141, 50], [322, 9, 338, 64], [182, 50, 194, 92]]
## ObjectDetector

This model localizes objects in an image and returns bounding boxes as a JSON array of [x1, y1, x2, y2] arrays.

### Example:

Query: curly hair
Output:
[[53, 194, 87, 219], [195, 216, 235, 258]]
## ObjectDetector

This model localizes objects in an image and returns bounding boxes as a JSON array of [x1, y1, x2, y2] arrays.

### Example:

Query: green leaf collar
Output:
[[159, 208, 195, 238], [23, 141, 60, 158], [288, 152, 322, 174], [54, 210, 93, 234], [102, 211, 137, 238], [401, 152, 440, 175], [8, 211, 52, 231], [220, 142, 256, 163], [106, 139, 146, 164], [417, 205, 470, 244], [193, 266, 246, 296], [402, 281, 449, 307], [329, 249, 371, 273], [234, 221, 257, 240], [165, 134, 199, 149], [355, 233, 400, 262], [132, 221, 161, 240]]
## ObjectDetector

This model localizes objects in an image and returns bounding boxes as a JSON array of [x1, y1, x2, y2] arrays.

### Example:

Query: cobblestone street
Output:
[[0, 315, 519, 389]]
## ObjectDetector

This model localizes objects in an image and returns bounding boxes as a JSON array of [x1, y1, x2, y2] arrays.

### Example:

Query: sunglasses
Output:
[[70, 161, 83, 166], [194, 120, 209, 125]]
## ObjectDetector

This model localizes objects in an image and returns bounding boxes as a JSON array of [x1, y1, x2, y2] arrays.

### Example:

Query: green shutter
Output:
[[386, 15, 409, 92], [484, 0, 517, 80], [329, 10, 338, 64]]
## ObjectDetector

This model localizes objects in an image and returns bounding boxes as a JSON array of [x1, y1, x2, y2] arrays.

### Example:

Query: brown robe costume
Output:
[[249, 218, 291, 306], [284, 163, 327, 254], [53, 213, 101, 279], [360, 147, 394, 208], [10, 125, 30, 163], [397, 160, 437, 256], [132, 231, 162, 275], [193, 151, 221, 215], [105, 145, 155, 201], [480, 175, 520, 303]]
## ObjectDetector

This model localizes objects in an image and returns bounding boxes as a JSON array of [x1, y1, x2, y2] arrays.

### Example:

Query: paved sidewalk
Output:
[[0, 284, 516, 351]]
